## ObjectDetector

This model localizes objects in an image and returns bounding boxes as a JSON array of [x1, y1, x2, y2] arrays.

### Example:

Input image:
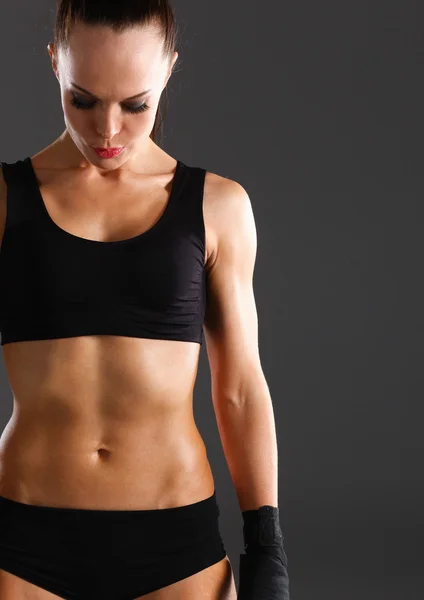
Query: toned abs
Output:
[[0, 155, 218, 511]]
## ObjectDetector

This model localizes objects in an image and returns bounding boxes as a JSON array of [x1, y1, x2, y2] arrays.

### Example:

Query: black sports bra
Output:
[[0, 157, 208, 346]]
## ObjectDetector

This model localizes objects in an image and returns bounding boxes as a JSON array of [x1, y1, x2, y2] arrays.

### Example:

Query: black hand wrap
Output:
[[238, 505, 290, 600]]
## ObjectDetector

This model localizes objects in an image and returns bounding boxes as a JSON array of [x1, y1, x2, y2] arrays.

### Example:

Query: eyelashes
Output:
[[70, 94, 150, 115]]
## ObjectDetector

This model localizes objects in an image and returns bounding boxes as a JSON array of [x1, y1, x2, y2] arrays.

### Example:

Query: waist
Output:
[[0, 412, 214, 511]]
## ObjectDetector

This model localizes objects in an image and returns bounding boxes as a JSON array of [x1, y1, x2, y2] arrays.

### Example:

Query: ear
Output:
[[47, 42, 60, 81], [163, 51, 179, 89], [170, 51, 179, 73]]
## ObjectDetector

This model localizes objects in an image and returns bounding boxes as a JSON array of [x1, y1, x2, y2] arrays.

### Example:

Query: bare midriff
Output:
[[0, 335, 215, 510]]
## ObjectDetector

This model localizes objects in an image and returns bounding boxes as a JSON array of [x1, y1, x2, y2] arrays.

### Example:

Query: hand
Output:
[[237, 506, 290, 600]]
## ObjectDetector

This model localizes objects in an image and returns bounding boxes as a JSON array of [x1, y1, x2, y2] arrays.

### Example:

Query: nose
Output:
[[95, 106, 121, 141]]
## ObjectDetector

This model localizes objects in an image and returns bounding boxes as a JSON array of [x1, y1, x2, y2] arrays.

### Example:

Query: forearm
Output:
[[212, 374, 279, 512]]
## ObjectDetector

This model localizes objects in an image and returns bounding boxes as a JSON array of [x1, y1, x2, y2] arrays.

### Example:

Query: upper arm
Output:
[[203, 176, 264, 405], [0, 165, 7, 251]]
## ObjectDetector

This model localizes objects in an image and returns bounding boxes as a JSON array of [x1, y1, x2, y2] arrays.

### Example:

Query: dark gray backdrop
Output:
[[0, 2, 422, 599]]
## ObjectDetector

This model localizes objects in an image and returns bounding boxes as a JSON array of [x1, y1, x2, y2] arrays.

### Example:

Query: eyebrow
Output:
[[70, 82, 152, 101]]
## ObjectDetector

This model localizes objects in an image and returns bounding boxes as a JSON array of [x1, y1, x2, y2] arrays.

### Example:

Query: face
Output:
[[47, 21, 178, 169]]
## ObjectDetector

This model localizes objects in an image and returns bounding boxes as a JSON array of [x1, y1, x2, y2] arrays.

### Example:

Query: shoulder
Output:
[[0, 163, 7, 249], [203, 168, 255, 269]]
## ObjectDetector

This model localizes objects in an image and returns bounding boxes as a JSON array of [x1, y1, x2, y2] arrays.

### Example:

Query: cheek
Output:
[[62, 103, 87, 133], [133, 113, 154, 131], [123, 111, 156, 137]]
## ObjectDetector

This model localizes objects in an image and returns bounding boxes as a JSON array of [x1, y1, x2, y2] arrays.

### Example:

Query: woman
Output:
[[0, 1, 289, 599]]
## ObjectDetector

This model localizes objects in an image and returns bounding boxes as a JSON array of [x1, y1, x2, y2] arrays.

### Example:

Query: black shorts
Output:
[[0, 490, 227, 599]]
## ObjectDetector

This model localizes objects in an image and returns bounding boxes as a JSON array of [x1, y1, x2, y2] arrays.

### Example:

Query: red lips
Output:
[[92, 147, 125, 158]]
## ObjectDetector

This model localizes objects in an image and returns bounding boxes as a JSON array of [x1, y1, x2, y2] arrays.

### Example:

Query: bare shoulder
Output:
[[203, 169, 253, 268], [0, 164, 7, 249]]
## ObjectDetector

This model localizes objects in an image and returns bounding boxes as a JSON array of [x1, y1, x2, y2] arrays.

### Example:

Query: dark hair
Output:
[[53, 1, 179, 144]]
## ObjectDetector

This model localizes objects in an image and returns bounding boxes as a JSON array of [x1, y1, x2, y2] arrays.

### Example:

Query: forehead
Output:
[[59, 22, 167, 93]]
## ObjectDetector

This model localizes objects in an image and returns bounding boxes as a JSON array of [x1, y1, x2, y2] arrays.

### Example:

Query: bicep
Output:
[[203, 179, 262, 402]]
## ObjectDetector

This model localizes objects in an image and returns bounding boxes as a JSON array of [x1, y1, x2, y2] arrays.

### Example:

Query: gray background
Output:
[[0, 1, 423, 599]]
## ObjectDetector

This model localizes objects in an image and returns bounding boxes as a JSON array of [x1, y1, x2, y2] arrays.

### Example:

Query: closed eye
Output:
[[70, 94, 150, 115]]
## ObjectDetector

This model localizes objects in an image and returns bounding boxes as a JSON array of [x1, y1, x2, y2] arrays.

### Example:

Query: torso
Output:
[[0, 144, 223, 510]]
